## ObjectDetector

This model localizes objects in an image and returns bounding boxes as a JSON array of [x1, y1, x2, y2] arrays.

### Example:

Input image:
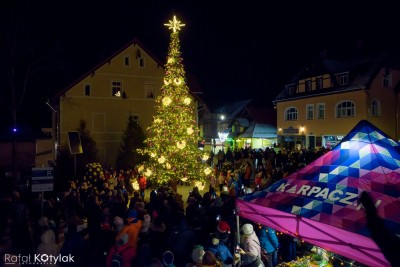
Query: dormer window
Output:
[[337, 73, 349, 86], [383, 69, 392, 87], [316, 77, 323, 90], [305, 80, 312, 92], [286, 84, 295, 95]]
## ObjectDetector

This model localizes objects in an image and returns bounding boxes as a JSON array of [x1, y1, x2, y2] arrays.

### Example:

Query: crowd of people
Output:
[[0, 146, 331, 267]]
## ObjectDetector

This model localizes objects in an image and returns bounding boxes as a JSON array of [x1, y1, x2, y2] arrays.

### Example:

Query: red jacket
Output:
[[106, 243, 135, 267]]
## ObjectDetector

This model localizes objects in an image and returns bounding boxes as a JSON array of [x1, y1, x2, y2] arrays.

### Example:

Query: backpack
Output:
[[111, 246, 129, 267]]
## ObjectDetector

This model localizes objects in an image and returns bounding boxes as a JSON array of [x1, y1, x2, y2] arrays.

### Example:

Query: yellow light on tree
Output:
[[138, 15, 209, 187]]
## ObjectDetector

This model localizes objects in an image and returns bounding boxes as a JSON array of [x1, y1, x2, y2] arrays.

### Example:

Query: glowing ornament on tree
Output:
[[202, 154, 209, 161], [183, 97, 191, 105], [187, 127, 194, 135], [166, 163, 171, 169], [204, 167, 212, 175], [164, 15, 185, 33], [150, 152, 156, 158], [154, 118, 162, 124], [164, 79, 171, 85], [158, 156, 166, 164], [174, 78, 182, 85], [167, 57, 174, 63], [145, 169, 152, 177], [162, 96, 172, 106], [138, 165, 145, 173], [176, 140, 186, 149]]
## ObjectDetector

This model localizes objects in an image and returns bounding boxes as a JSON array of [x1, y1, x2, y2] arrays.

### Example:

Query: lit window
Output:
[[371, 99, 381, 116], [145, 83, 155, 99], [316, 103, 325, 119], [306, 104, 314, 120], [336, 101, 355, 118], [285, 107, 298, 121], [112, 81, 122, 97], [84, 84, 91, 96]]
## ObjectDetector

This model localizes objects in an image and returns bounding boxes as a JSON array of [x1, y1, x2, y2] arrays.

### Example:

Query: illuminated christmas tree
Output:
[[140, 16, 212, 188]]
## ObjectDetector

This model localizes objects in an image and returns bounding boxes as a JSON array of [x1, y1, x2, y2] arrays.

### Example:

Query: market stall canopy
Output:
[[237, 122, 277, 139], [236, 120, 400, 267]]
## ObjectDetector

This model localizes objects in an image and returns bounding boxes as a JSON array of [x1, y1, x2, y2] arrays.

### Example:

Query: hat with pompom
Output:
[[217, 220, 230, 233], [212, 237, 219, 245], [242, 223, 254, 235]]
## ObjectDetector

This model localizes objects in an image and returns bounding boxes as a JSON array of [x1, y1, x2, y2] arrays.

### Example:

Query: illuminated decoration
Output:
[[114, 90, 121, 97], [176, 140, 186, 149], [181, 177, 188, 182], [158, 156, 166, 164], [137, 165, 144, 173], [132, 180, 139, 191], [218, 132, 229, 142], [145, 169, 152, 177], [187, 127, 194, 135], [164, 15, 185, 33], [138, 15, 209, 186], [204, 167, 212, 175], [174, 77, 182, 85], [162, 96, 172, 106], [202, 154, 209, 161]]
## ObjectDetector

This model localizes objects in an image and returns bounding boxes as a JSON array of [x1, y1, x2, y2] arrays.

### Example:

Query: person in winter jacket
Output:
[[240, 223, 261, 258], [257, 226, 279, 267], [106, 233, 135, 267], [36, 229, 59, 267], [116, 209, 142, 258], [206, 237, 233, 266]]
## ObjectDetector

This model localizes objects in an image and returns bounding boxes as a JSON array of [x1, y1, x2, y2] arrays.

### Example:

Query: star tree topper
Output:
[[164, 15, 185, 33]]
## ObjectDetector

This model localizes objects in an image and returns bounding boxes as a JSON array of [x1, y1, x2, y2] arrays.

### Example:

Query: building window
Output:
[[84, 84, 91, 96], [337, 73, 349, 86], [336, 101, 355, 118], [145, 83, 155, 99], [285, 107, 298, 121], [305, 80, 312, 92], [383, 69, 392, 88], [124, 56, 130, 66], [306, 104, 314, 120], [371, 99, 381, 116], [139, 58, 145, 68], [112, 81, 122, 97], [286, 84, 295, 95], [316, 103, 325, 119], [316, 78, 323, 90]]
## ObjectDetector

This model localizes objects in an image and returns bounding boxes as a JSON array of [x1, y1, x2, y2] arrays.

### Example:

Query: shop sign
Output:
[[283, 127, 299, 134]]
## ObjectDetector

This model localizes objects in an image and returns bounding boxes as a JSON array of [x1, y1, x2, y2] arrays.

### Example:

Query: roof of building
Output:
[[237, 122, 277, 139], [273, 50, 400, 103], [213, 99, 253, 120]]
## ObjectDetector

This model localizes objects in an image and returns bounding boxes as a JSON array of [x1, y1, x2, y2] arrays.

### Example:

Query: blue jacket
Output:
[[206, 242, 233, 263], [257, 227, 279, 253]]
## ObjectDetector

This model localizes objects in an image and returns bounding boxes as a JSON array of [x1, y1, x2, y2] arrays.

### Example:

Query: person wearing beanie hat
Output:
[[240, 223, 261, 261], [162, 250, 176, 267], [116, 209, 142, 258], [191, 245, 205, 266], [206, 237, 233, 267], [215, 220, 231, 247]]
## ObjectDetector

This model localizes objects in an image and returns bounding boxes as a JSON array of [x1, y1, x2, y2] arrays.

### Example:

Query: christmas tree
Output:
[[140, 15, 212, 188]]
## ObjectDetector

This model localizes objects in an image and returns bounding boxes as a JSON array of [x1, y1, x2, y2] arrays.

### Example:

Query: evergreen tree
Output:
[[116, 114, 147, 171], [140, 16, 212, 187]]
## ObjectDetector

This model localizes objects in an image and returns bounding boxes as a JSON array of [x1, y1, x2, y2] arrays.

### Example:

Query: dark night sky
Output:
[[1, 0, 399, 135]]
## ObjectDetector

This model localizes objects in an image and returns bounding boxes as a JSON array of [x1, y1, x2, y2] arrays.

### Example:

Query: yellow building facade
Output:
[[274, 53, 400, 150], [57, 39, 199, 166]]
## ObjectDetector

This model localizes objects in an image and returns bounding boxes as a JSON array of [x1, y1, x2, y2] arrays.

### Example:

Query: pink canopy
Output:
[[236, 120, 400, 267]]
